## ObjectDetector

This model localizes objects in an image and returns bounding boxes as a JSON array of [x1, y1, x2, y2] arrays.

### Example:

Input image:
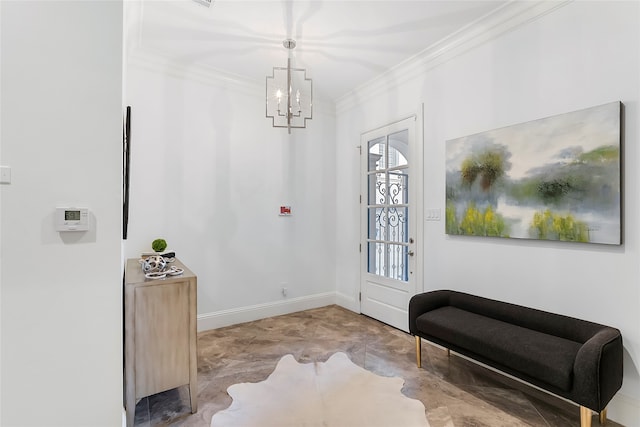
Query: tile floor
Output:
[[133, 305, 623, 427]]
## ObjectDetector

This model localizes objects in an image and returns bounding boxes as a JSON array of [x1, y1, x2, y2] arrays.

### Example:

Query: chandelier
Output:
[[266, 39, 313, 134]]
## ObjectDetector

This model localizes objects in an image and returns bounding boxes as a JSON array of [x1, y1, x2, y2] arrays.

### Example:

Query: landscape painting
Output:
[[445, 101, 621, 245]]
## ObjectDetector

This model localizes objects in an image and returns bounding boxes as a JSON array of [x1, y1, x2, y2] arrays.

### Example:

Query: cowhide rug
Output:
[[211, 352, 429, 427]]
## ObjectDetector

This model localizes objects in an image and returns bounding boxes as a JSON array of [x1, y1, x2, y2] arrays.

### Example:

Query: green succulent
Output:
[[152, 238, 167, 252]]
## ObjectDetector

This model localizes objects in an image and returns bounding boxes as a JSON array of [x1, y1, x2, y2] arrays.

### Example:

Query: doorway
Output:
[[360, 115, 421, 332]]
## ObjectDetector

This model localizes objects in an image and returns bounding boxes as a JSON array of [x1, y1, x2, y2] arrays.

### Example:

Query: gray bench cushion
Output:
[[416, 306, 582, 391]]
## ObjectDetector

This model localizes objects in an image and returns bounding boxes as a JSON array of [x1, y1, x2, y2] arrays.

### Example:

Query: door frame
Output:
[[359, 106, 424, 330]]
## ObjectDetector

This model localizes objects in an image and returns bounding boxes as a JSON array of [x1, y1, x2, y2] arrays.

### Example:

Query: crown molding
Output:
[[127, 1, 569, 118], [335, 0, 572, 114], [128, 48, 263, 95], [127, 48, 335, 115]]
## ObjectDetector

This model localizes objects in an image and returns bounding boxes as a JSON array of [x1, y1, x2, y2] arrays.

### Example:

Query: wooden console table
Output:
[[124, 258, 197, 427]]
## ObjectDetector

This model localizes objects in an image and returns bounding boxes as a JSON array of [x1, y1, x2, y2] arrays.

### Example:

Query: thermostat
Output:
[[56, 207, 89, 231]]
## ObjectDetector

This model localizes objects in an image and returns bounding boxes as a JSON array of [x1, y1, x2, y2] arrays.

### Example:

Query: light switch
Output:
[[425, 208, 441, 221], [0, 166, 11, 184]]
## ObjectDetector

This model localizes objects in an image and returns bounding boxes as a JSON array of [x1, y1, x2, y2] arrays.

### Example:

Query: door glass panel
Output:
[[367, 172, 386, 205], [368, 137, 386, 170], [387, 206, 408, 244], [387, 171, 408, 205], [388, 130, 408, 168], [387, 244, 408, 281], [368, 207, 388, 241], [367, 242, 385, 275], [368, 242, 409, 280]]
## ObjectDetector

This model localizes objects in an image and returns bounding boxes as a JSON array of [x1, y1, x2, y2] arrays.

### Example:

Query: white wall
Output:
[[0, 1, 124, 426], [124, 58, 337, 328], [336, 1, 639, 424]]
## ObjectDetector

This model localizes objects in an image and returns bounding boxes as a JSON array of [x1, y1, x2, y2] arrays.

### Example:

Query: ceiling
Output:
[[128, 0, 508, 101]]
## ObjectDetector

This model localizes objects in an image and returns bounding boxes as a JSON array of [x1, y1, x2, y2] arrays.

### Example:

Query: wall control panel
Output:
[[56, 207, 89, 231]]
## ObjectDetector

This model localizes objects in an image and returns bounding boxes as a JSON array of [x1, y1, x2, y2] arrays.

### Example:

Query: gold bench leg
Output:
[[415, 336, 421, 368], [599, 408, 607, 425], [580, 406, 592, 427]]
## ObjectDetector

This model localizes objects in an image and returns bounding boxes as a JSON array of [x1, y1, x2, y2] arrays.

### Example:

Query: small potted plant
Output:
[[152, 238, 167, 253]]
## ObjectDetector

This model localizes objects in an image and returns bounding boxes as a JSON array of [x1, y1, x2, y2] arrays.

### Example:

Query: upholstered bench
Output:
[[409, 290, 623, 427]]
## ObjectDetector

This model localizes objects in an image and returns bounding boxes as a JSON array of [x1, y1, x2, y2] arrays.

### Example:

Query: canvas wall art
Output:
[[445, 101, 621, 245]]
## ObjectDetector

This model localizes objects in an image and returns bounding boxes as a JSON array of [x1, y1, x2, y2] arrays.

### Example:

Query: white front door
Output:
[[360, 116, 418, 332]]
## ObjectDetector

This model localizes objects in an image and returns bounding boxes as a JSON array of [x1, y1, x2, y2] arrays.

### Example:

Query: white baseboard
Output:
[[197, 292, 336, 331], [335, 291, 360, 313], [607, 391, 640, 426]]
